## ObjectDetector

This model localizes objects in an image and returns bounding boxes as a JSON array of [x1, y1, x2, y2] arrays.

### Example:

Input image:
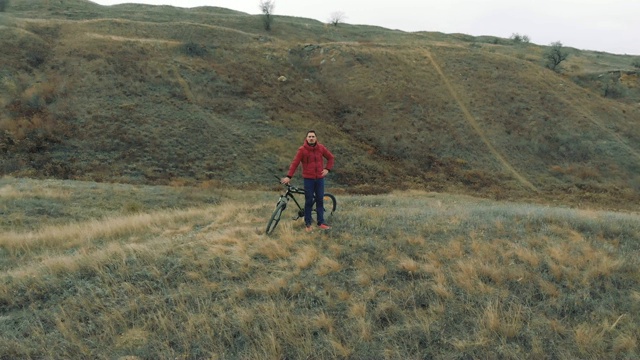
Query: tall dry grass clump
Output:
[[1, 179, 639, 359]]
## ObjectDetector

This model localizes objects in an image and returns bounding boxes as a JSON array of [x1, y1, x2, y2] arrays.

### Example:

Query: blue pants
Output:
[[304, 178, 325, 226]]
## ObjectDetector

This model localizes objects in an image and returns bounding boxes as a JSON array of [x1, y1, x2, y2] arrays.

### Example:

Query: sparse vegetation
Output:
[[181, 41, 208, 57], [509, 33, 530, 44], [545, 41, 569, 72], [603, 75, 628, 98], [632, 58, 640, 69], [1, 177, 639, 358], [328, 11, 346, 27], [259, 0, 275, 31]]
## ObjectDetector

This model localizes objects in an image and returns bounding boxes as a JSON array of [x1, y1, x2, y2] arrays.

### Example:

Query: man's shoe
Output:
[[305, 226, 313, 232], [318, 224, 331, 230]]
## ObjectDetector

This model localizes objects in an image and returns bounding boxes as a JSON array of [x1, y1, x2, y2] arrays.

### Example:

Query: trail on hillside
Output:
[[80, 18, 260, 38], [542, 75, 640, 163], [172, 65, 196, 103], [84, 32, 181, 44], [423, 50, 538, 192]]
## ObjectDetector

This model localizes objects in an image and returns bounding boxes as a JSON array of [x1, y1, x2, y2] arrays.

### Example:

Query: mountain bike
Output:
[[265, 176, 337, 235]]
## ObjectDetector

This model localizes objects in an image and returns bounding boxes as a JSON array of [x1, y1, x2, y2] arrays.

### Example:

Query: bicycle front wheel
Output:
[[266, 201, 286, 235]]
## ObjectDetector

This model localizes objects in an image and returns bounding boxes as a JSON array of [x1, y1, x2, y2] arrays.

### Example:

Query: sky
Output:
[[91, 0, 639, 55]]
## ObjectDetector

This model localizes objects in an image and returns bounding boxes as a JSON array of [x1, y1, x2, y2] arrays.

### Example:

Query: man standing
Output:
[[281, 130, 335, 232]]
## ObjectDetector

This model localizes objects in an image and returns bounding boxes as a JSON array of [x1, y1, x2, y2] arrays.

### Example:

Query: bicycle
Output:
[[265, 176, 337, 235]]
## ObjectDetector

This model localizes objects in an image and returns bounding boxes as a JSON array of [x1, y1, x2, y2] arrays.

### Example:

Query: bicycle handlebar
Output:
[[274, 175, 304, 194]]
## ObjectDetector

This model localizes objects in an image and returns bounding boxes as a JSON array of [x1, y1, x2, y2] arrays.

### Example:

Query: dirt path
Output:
[[172, 65, 196, 103], [424, 50, 538, 192], [84, 32, 181, 44], [542, 76, 640, 162]]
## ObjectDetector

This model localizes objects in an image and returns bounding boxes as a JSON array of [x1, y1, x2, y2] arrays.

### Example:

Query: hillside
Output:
[[1, 0, 639, 210]]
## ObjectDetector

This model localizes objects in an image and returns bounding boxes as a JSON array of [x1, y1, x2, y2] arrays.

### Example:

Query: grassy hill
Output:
[[1, 3, 640, 357], [1, 176, 639, 358], [1, 0, 640, 210]]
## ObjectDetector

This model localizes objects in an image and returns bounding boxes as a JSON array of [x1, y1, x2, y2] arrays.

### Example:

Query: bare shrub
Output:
[[259, 0, 275, 31], [182, 41, 208, 57], [328, 11, 346, 27], [510, 33, 530, 44], [545, 41, 569, 72]]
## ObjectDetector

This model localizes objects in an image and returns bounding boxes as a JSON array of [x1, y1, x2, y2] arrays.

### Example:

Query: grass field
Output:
[[1, 2, 639, 358], [1, 176, 638, 359]]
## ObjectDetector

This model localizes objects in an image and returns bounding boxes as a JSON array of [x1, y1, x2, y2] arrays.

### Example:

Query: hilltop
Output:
[[1, 0, 639, 210]]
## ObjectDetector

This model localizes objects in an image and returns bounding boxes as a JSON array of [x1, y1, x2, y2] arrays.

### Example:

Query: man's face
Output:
[[306, 132, 317, 145]]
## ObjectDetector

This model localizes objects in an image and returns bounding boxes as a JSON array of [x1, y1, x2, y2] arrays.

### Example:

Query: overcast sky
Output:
[[91, 0, 639, 55]]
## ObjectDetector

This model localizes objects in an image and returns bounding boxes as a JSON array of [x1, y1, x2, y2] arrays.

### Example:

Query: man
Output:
[[281, 130, 335, 232]]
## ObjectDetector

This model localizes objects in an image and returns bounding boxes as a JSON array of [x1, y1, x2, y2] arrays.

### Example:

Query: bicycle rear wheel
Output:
[[315, 193, 336, 215], [266, 201, 286, 235]]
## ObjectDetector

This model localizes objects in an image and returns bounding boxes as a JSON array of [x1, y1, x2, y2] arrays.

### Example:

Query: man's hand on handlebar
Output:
[[280, 177, 291, 185]]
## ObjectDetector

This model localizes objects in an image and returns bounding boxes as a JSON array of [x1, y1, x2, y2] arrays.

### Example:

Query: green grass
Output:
[[1, 178, 639, 359]]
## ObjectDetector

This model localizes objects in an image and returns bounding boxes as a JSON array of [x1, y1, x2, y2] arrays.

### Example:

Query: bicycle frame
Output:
[[279, 184, 307, 220], [265, 176, 337, 235]]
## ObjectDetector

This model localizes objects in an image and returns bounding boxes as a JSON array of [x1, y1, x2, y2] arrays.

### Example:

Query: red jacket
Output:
[[287, 141, 335, 179]]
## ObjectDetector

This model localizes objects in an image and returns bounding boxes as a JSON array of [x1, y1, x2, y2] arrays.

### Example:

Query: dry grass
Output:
[[0, 182, 71, 199], [1, 178, 639, 359], [1, 2, 640, 358]]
